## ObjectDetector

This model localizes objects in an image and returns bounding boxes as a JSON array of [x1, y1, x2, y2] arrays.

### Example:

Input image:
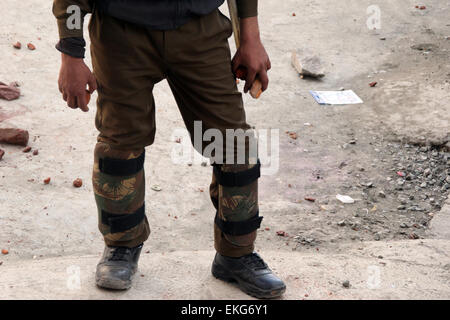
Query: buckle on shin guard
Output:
[[215, 211, 263, 236], [99, 151, 145, 176], [101, 204, 146, 234], [213, 160, 261, 187]]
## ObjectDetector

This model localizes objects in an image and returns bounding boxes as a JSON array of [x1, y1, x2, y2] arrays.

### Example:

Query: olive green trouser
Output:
[[89, 8, 260, 257]]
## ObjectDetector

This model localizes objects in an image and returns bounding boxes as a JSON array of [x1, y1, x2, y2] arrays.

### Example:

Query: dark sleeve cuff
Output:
[[236, 0, 258, 18], [55, 37, 86, 58]]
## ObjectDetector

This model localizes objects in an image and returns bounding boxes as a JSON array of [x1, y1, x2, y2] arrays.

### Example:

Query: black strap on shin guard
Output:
[[215, 211, 263, 236], [213, 160, 261, 187], [99, 151, 145, 176], [101, 204, 146, 234]]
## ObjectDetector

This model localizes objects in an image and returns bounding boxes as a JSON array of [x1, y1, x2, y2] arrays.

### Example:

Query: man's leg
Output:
[[92, 144, 148, 290], [89, 10, 165, 290], [164, 9, 285, 298], [212, 162, 259, 257]]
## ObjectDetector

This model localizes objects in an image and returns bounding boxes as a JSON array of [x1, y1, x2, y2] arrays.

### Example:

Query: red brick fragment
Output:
[[0, 128, 29, 146]]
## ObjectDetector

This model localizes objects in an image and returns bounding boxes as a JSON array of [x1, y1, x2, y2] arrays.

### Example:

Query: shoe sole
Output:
[[95, 275, 133, 290], [212, 262, 286, 299]]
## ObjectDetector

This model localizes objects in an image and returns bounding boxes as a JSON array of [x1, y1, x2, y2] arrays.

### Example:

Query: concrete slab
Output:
[[429, 197, 450, 240], [1, 240, 449, 300]]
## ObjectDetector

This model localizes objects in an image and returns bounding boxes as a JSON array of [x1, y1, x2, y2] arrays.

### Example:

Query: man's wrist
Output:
[[61, 52, 84, 64], [240, 17, 261, 44]]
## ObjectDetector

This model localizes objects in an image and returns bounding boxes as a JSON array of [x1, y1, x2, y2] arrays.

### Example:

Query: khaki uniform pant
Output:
[[89, 9, 259, 257]]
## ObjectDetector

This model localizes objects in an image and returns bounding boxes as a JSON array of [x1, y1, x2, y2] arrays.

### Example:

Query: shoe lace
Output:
[[108, 247, 131, 262], [242, 253, 268, 271]]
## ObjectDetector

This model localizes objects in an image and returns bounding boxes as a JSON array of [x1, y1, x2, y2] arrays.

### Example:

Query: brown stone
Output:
[[22, 146, 32, 153], [287, 131, 298, 140], [13, 41, 21, 49], [0, 128, 29, 146], [73, 178, 83, 188], [27, 43, 36, 50], [0, 82, 20, 101], [43, 177, 51, 185]]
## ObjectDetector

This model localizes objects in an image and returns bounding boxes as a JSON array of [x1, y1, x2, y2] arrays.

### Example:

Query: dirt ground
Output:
[[0, 0, 449, 299]]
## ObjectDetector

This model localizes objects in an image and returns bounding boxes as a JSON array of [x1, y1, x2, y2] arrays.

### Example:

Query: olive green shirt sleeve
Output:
[[236, 0, 258, 18], [53, 0, 93, 39]]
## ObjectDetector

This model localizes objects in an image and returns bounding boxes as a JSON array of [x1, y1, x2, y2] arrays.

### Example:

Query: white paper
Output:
[[336, 194, 355, 204], [310, 90, 363, 105]]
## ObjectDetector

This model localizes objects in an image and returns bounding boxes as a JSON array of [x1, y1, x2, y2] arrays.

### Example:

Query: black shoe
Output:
[[95, 244, 143, 290], [212, 252, 286, 299]]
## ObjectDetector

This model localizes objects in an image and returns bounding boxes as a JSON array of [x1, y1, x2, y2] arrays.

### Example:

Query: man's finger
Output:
[[259, 69, 269, 92], [67, 95, 77, 109], [232, 54, 241, 73], [87, 73, 98, 93], [76, 95, 89, 112], [58, 81, 63, 94], [63, 91, 68, 102], [244, 70, 257, 93]]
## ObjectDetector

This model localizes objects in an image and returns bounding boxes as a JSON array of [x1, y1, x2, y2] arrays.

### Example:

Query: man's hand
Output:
[[232, 16, 271, 93], [58, 53, 97, 112]]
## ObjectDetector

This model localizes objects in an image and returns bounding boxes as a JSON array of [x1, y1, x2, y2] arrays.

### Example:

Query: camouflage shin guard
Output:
[[93, 142, 150, 248], [212, 163, 260, 258]]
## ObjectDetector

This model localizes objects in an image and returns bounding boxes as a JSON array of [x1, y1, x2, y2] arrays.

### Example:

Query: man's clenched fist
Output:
[[58, 53, 97, 112], [232, 16, 271, 94]]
